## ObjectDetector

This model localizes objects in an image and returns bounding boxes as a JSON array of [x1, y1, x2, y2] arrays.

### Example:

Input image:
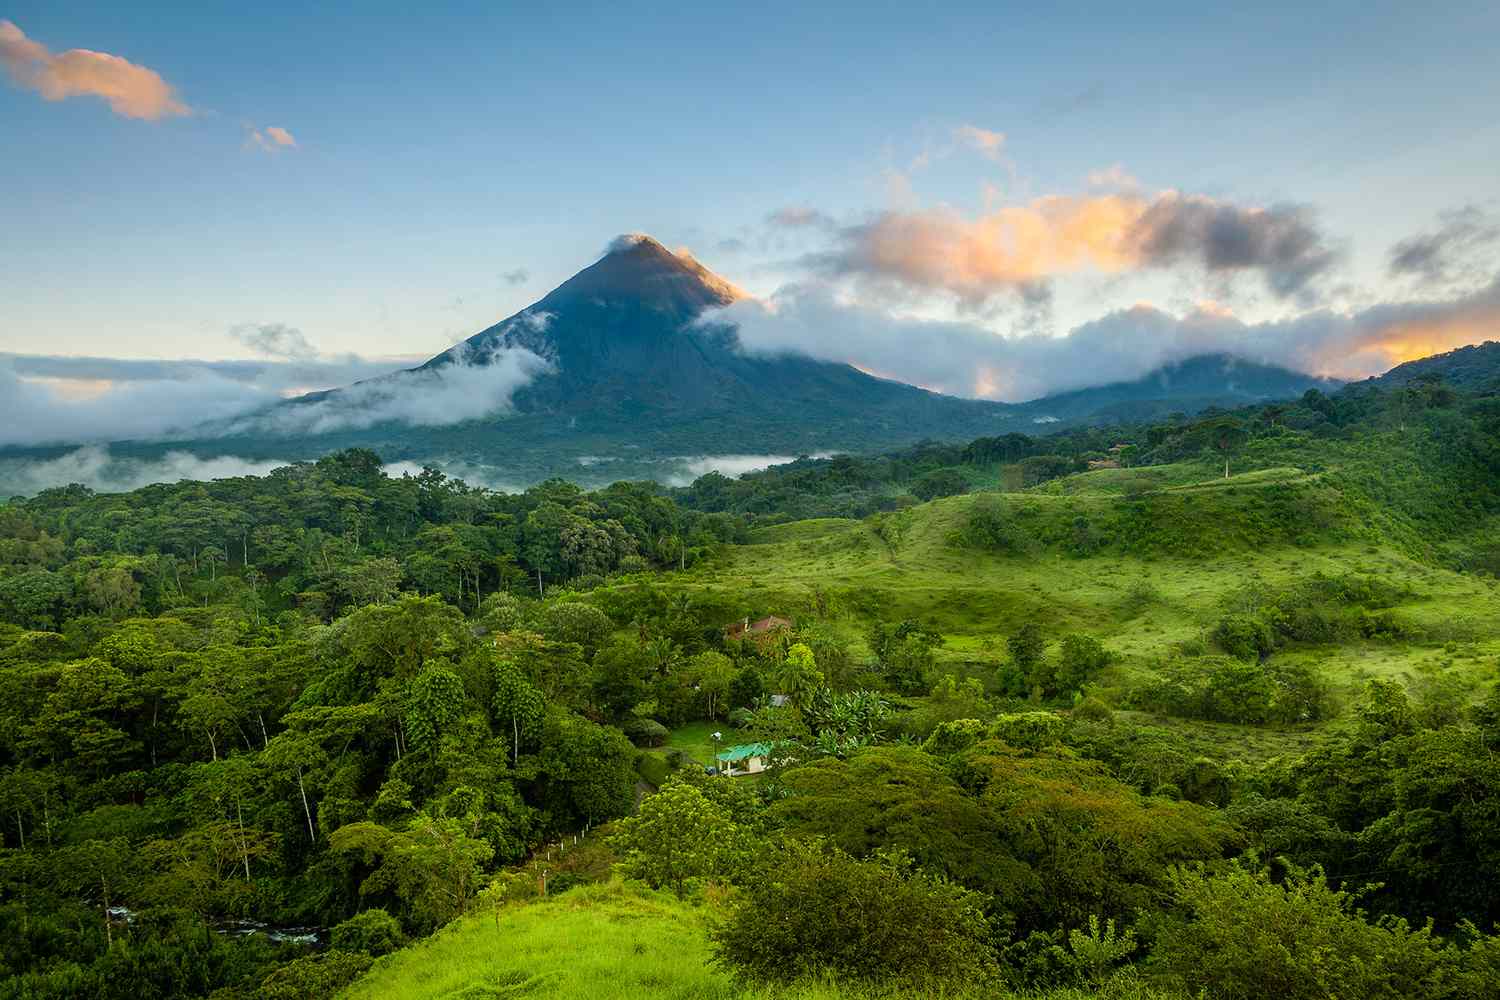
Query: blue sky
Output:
[[3, 2, 1499, 397]]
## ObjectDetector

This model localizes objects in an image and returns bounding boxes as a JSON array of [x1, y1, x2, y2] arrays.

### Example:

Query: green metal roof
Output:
[[715, 742, 772, 762]]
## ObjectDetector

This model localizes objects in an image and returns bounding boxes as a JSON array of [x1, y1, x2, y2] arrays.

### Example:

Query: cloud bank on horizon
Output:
[[718, 272, 1500, 402], [0, 323, 546, 447]]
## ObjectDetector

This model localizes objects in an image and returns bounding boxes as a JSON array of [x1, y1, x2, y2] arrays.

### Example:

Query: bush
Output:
[[635, 751, 670, 787], [1151, 863, 1500, 1000], [951, 497, 1041, 556], [1072, 696, 1114, 724], [329, 908, 405, 957], [711, 838, 997, 987], [621, 716, 670, 747], [259, 951, 373, 1000], [1133, 658, 1328, 725], [991, 711, 1066, 750], [910, 468, 971, 501], [1212, 614, 1275, 661]]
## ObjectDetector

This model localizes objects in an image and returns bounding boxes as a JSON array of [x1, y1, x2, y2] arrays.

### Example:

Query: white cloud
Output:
[[235, 347, 549, 436], [0, 446, 292, 496], [665, 453, 836, 486], [713, 273, 1500, 401]]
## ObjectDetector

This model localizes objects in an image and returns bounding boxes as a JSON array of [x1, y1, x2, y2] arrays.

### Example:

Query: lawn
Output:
[[664, 720, 742, 767]]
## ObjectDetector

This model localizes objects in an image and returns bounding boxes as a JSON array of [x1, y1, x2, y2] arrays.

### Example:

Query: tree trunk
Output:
[[1224, 457, 1230, 479], [513, 715, 520, 765], [236, 797, 252, 880], [101, 878, 112, 948], [296, 766, 316, 842]]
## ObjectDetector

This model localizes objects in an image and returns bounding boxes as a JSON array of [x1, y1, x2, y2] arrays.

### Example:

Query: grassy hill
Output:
[[341, 881, 1167, 1000], [672, 460, 1500, 750]]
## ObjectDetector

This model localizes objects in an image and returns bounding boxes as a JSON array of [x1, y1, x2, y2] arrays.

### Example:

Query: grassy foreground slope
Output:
[[341, 882, 1161, 1000]]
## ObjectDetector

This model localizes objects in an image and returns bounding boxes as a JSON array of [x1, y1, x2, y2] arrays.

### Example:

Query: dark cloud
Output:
[[501, 268, 530, 286], [230, 322, 319, 361], [767, 206, 837, 230], [1128, 196, 1337, 298], [1389, 206, 1500, 282]]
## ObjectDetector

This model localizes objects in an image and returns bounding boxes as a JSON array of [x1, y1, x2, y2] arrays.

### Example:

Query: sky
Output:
[[3, 1, 1500, 434]]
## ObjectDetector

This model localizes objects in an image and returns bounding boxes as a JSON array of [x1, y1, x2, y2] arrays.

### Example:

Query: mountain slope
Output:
[[419, 234, 1012, 425], [1363, 340, 1500, 391], [1013, 354, 1341, 425]]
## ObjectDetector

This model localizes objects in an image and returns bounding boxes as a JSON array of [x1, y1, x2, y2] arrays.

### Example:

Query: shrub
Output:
[[991, 711, 1065, 750], [711, 838, 997, 987], [923, 718, 990, 756], [1151, 863, 1499, 1000], [635, 751, 670, 787], [1072, 696, 1114, 724], [1211, 614, 1275, 661], [621, 717, 670, 747], [951, 497, 1041, 556], [910, 468, 971, 501], [330, 908, 405, 957], [259, 951, 373, 1000]]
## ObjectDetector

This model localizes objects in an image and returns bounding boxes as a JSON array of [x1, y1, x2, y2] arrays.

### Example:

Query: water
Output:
[[106, 906, 325, 946]]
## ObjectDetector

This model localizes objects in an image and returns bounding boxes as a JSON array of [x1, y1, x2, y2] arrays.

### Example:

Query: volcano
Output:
[[411, 233, 1009, 428], [72, 235, 1338, 486]]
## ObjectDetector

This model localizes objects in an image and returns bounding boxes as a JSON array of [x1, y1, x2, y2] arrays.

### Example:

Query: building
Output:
[[715, 742, 773, 776], [724, 615, 792, 641]]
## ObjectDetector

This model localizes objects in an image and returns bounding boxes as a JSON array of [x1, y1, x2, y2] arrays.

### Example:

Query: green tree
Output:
[[711, 838, 997, 988], [1007, 622, 1047, 699], [330, 815, 495, 933], [775, 643, 824, 712], [609, 778, 747, 896], [491, 658, 544, 764]]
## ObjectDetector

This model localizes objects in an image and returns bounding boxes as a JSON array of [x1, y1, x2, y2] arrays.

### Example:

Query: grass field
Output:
[[663, 720, 743, 766], [339, 882, 925, 1000], [673, 462, 1500, 751], [340, 881, 1148, 1000]]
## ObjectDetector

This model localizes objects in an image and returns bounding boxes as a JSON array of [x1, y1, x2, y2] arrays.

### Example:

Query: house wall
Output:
[[725, 755, 767, 776]]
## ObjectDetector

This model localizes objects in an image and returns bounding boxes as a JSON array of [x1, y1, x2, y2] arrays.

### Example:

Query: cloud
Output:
[[713, 272, 1500, 402], [812, 191, 1337, 305], [1389, 206, 1499, 283], [768, 207, 837, 230], [0, 345, 422, 448], [0, 447, 293, 496], [0, 20, 189, 120], [954, 124, 1005, 161], [501, 268, 530, 286], [664, 453, 836, 487], [235, 346, 549, 436], [230, 322, 318, 362], [0, 358, 280, 448], [248, 124, 297, 151]]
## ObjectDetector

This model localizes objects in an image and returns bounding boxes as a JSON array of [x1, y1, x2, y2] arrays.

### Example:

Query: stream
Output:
[[107, 907, 325, 946]]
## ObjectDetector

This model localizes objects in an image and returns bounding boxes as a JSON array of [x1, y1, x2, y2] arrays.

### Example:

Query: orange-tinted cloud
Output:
[[954, 124, 1006, 161], [821, 191, 1335, 303], [0, 20, 189, 120], [249, 125, 298, 151]]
